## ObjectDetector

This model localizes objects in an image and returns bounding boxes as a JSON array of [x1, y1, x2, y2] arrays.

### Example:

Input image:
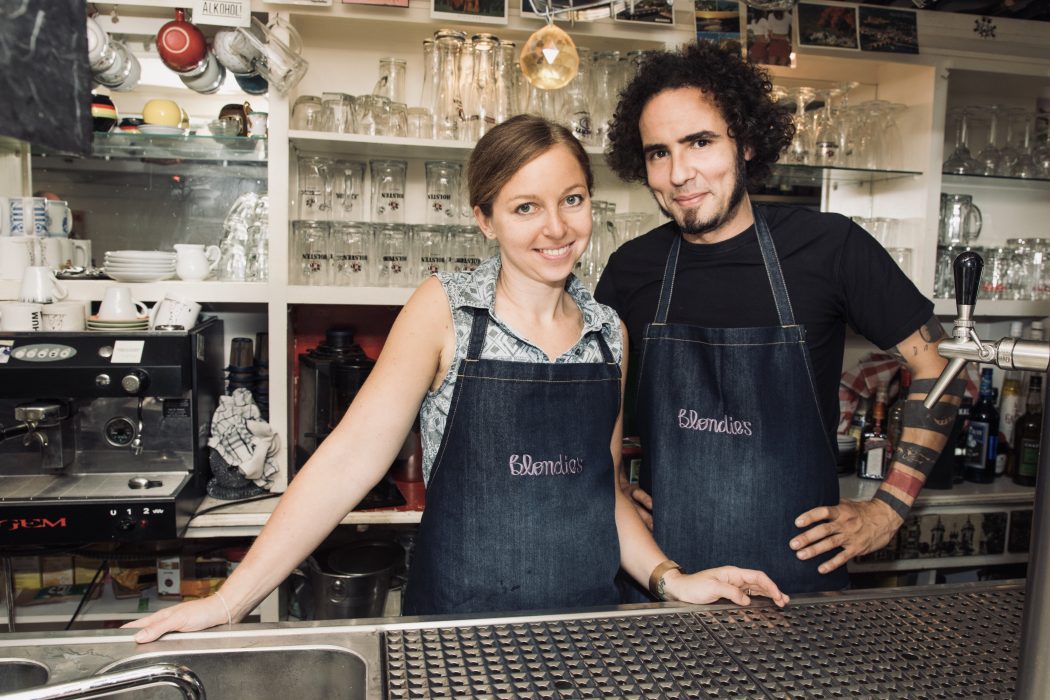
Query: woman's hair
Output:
[[605, 42, 795, 190], [468, 114, 593, 218]]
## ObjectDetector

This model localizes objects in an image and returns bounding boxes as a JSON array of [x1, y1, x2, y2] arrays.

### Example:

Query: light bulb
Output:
[[519, 23, 579, 90]]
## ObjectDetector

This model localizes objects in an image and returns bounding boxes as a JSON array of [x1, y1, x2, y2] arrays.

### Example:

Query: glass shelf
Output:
[[769, 163, 921, 187], [33, 132, 267, 164], [942, 172, 1050, 187]]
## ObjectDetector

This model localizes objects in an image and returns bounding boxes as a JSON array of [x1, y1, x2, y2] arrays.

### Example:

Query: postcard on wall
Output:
[[616, 0, 674, 24], [796, 1, 860, 51], [745, 6, 794, 67], [858, 5, 918, 54], [695, 0, 743, 53], [433, 0, 508, 23], [343, 0, 407, 6]]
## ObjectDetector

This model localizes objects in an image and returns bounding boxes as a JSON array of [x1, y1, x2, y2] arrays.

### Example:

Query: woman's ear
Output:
[[475, 206, 497, 240]]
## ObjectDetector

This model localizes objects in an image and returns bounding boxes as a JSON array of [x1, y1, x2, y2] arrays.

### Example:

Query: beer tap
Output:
[[923, 251, 1050, 409], [927, 251, 1050, 699]]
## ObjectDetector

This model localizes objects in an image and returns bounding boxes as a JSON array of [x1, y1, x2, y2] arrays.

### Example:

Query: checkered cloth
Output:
[[838, 353, 979, 434], [207, 388, 280, 489]]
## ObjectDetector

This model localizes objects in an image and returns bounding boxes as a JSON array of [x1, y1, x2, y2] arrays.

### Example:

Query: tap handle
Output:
[[954, 250, 983, 308]]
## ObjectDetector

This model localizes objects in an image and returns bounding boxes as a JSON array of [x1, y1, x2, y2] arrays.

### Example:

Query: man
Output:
[[595, 43, 963, 594]]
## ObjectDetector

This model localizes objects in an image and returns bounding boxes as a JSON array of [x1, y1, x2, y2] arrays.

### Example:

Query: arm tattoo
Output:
[[876, 376, 965, 520], [895, 316, 948, 358]]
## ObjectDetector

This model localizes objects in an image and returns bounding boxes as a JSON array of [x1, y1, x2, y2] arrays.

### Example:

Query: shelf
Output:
[[0, 280, 271, 304], [34, 132, 267, 165], [770, 164, 921, 187], [933, 298, 1050, 318], [942, 172, 1050, 189], [848, 552, 1029, 574], [287, 285, 415, 306]]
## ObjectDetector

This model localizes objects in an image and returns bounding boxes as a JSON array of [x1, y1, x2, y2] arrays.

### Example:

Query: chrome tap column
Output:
[[922, 251, 1050, 699]]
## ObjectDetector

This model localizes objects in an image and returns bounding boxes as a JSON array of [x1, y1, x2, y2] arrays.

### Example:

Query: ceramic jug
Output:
[[174, 244, 221, 281]]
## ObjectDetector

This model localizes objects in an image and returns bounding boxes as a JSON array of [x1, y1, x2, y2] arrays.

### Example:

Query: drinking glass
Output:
[[292, 95, 323, 131], [973, 105, 1004, 176], [414, 224, 451, 281], [375, 224, 412, 286], [1012, 112, 1039, 178], [886, 247, 912, 278], [450, 225, 484, 272], [388, 102, 409, 138], [292, 220, 330, 285], [330, 222, 373, 286], [943, 107, 980, 175], [406, 107, 435, 139], [783, 87, 815, 165], [298, 156, 332, 219], [997, 107, 1025, 176], [373, 57, 406, 104], [330, 160, 366, 222], [319, 92, 356, 133], [425, 161, 462, 225], [355, 95, 392, 136], [370, 160, 407, 224]]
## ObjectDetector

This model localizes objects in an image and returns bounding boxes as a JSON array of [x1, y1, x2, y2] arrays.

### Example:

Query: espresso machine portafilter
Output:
[[924, 251, 1050, 699]]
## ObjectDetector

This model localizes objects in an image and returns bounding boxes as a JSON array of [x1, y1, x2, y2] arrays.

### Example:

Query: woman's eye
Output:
[[515, 203, 535, 214], [565, 194, 584, 206]]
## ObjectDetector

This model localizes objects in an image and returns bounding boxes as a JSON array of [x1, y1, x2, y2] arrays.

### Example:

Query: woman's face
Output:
[[475, 144, 592, 287]]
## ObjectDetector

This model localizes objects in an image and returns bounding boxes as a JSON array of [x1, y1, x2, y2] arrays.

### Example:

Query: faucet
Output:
[[926, 250, 1050, 700], [0, 402, 75, 473], [0, 663, 205, 700], [923, 251, 1050, 409]]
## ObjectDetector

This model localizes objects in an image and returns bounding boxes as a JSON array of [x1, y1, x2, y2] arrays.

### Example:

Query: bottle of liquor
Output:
[[964, 368, 999, 484], [953, 396, 973, 484], [999, 371, 1022, 477], [859, 384, 889, 480], [883, 367, 911, 472], [846, 395, 871, 472], [1014, 376, 1043, 487]]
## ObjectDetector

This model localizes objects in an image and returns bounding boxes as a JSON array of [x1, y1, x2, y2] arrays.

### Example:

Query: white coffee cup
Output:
[[9, 197, 49, 237], [149, 294, 201, 330], [41, 301, 87, 331], [98, 286, 148, 321], [45, 200, 72, 237], [19, 266, 68, 304], [72, 239, 93, 268], [0, 302, 43, 332], [41, 237, 74, 270], [0, 236, 43, 279]]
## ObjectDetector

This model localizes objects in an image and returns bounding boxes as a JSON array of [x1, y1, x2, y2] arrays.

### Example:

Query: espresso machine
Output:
[[0, 318, 223, 545]]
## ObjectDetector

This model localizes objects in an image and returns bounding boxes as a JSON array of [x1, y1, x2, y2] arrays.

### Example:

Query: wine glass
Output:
[[781, 86, 815, 165], [943, 107, 980, 175], [1011, 111, 1039, 178], [973, 105, 1004, 176]]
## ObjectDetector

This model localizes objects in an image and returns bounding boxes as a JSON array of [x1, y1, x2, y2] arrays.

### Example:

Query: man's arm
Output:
[[790, 316, 963, 574]]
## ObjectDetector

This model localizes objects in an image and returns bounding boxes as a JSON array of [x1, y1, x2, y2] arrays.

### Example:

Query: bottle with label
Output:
[[953, 397, 973, 483], [964, 368, 999, 483], [884, 367, 911, 472], [859, 384, 889, 480], [846, 395, 871, 472], [999, 370, 1022, 476], [1014, 376, 1043, 487]]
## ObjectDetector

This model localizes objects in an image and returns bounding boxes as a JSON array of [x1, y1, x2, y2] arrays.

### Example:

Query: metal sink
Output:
[[98, 645, 368, 699], [0, 658, 49, 693]]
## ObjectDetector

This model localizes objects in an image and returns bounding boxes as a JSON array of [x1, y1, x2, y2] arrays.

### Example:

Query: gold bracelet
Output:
[[648, 559, 682, 600]]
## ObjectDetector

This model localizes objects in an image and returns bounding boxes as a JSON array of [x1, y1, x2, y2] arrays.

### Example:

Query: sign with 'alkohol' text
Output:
[[192, 0, 251, 27]]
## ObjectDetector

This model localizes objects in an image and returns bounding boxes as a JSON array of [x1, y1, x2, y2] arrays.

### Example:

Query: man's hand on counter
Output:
[[790, 499, 903, 574]]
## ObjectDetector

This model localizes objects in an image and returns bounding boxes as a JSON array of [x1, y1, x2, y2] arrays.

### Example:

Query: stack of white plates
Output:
[[103, 250, 176, 283], [87, 314, 149, 331]]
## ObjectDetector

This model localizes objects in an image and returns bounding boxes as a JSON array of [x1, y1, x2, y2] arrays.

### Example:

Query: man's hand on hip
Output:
[[789, 499, 903, 574], [619, 475, 654, 530]]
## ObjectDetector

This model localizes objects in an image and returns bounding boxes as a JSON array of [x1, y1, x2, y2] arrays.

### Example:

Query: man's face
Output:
[[639, 87, 752, 243]]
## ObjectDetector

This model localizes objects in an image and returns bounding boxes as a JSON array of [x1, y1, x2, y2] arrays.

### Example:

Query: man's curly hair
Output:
[[605, 42, 794, 190]]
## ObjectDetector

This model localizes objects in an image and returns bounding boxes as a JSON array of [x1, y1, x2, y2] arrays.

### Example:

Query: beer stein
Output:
[[938, 193, 982, 246]]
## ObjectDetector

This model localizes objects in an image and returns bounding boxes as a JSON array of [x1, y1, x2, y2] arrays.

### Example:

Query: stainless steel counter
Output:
[[0, 580, 1024, 698]]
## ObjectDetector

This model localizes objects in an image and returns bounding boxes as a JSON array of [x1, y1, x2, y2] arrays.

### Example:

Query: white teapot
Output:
[[174, 244, 221, 281]]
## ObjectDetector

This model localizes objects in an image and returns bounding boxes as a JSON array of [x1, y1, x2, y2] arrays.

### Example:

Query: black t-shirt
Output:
[[594, 204, 934, 442]]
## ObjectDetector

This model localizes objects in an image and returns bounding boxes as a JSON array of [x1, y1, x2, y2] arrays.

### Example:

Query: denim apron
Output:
[[636, 206, 847, 594], [402, 307, 623, 616]]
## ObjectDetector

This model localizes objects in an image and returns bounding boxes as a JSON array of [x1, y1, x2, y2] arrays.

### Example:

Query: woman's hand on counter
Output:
[[121, 594, 231, 643], [664, 566, 790, 608]]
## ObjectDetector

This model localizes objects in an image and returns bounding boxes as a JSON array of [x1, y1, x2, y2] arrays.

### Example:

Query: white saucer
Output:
[[139, 125, 185, 136], [104, 269, 177, 283]]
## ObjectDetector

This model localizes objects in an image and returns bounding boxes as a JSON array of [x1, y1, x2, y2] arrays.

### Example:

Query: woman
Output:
[[128, 115, 787, 643]]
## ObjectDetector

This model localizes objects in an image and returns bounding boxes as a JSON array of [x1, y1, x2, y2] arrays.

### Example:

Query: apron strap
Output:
[[465, 307, 489, 361], [753, 205, 797, 327], [654, 233, 682, 324]]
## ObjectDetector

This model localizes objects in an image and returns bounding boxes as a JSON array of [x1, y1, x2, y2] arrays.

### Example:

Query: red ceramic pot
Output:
[[155, 8, 207, 73]]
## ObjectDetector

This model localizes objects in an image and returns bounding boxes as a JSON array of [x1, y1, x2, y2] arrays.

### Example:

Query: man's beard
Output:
[[656, 151, 748, 236]]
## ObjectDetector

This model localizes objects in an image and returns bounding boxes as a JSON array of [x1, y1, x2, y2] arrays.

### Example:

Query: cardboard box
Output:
[[157, 556, 185, 600], [110, 560, 156, 599]]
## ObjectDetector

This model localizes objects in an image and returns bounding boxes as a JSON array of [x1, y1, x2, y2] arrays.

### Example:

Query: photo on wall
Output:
[[796, 1, 859, 51], [858, 5, 918, 54], [745, 7, 794, 67], [432, 0, 508, 24], [616, 0, 675, 24], [694, 0, 743, 53]]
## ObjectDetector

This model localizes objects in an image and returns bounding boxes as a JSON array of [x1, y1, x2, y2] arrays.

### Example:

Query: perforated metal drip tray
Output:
[[383, 582, 1023, 699]]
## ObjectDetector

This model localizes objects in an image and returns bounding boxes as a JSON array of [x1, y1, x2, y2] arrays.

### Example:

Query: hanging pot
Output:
[[156, 9, 208, 73]]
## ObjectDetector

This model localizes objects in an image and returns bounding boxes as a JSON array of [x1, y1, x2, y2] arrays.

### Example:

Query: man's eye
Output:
[[691, 139, 710, 148], [647, 150, 667, 161]]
